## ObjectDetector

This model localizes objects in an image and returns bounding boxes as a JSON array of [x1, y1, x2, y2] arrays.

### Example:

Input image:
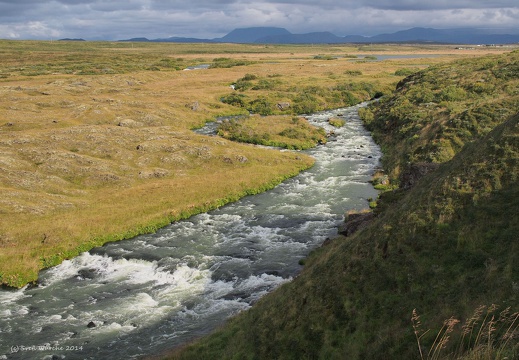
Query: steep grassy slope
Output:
[[169, 52, 519, 359], [360, 50, 519, 182]]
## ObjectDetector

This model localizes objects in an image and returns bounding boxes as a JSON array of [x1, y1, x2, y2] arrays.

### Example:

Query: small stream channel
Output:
[[0, 103, 381, 360]]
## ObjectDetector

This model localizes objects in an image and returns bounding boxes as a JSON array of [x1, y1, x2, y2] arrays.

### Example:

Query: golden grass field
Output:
[[0, 40, 513, 287]]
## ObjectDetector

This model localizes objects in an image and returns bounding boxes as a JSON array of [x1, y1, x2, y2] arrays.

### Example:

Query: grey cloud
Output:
[[0, 1, 35, 18], [0, 0, 517, 40], [246, 0, 519, 10], [89, 1, 149, 12], [358, 0, 518, 11]]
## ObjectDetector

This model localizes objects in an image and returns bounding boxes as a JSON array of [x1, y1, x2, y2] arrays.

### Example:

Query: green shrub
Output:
[[210, 57, 253, 68], [241, 73, 258, 81], [407, 85, 435, 104], [233, 79, 253, 91], [252, 79, 281, 90], [439, 85, 467, 102], [248, 97, 273, 115], [221, 93, 248, 107], [394, 68, 417, 76], [328, 117, 346, 127], [314, 54, 336, 60], [293, 93, 321, 114]]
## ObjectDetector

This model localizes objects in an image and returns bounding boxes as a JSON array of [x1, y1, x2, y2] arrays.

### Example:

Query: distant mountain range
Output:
[[120, 26, 519, 45]]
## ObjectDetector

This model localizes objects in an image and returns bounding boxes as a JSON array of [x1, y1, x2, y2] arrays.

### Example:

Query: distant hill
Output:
[[368, 27, 519, 44], [219, 27, 291, 43], [119, 37, 150, 42], [119, 26, 519, 44], [58, 38, 86, 41], [258, 31, 345, 44], [120, 36, 214, 43]]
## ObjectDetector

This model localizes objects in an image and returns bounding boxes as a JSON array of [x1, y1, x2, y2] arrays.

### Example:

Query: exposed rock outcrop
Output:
[[400, 162, 440, 190], [276, 102, 290, 111], [338, 211, 375, 237]]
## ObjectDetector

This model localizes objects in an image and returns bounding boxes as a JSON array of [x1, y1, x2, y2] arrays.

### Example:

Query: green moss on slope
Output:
[[360, 50, 519, 182]]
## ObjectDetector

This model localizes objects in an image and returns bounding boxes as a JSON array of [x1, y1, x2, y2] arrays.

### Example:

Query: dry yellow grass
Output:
[[0, 40, 512, 287]]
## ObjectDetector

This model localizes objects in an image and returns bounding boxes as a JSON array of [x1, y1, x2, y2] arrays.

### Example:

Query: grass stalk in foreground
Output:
[[412, 306, 519, 360]]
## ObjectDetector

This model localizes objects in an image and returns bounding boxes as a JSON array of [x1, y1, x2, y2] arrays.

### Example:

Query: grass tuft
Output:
[[412, 305, 519, 360]]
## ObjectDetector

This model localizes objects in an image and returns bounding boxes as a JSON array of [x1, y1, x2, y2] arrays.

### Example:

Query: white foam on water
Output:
[[0, 287, 28, 306], [42, 252, 114, 285], [249, 225, 284, 240], [30, 252, 218, 339], [73, 263, 213, 330], [98, 292, 162, 326], [133, 240, 159, 250], [152, 265, 212, 300], [204, 279, 236, 299], [173, 271, 290, 320], [48, 314, 62, 321], [44, 251, 211, 290], [291, 219, 337, 238], [306, 202, 333, 215], [145, 265, 216, 321], [237, 273, 290, 292], [0, 288, 31, 326], [267, 203, 300, 213], [193, 298, 250, 317], [66, 288, 191, 340], [108, 260, 172, 286], [13, 306, 29, 316], [176, 297, 250, 324], [90, 321, 136, 335]]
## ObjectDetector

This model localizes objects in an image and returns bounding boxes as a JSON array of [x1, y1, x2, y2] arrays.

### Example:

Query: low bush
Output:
[[328, 117, 346, 127], [210, 57, 253, 68], [395, 68, 418, 76]]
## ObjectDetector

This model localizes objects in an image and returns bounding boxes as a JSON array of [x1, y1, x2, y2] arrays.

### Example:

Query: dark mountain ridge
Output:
[[220, 27, 291, 43], [120, 26, 519, 44]]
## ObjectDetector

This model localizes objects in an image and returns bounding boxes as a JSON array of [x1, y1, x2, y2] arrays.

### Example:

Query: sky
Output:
[[0, 0, 518, 40]]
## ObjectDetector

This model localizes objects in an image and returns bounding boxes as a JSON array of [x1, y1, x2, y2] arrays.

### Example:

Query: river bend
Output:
[[0, 103, 380, 360]]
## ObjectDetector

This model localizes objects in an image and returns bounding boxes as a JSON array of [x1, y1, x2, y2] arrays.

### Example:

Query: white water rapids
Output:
[[0, 103, 381, 359]]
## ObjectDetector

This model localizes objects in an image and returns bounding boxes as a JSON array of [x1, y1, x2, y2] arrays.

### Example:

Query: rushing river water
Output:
[[0, 103, 381, 360]]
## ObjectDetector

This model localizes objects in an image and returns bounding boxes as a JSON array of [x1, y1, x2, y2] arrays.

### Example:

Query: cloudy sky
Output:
[[0, 0, 518, 40]]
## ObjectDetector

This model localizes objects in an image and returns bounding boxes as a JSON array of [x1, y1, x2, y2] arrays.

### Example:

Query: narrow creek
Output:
[[0, 103, 381, 360]]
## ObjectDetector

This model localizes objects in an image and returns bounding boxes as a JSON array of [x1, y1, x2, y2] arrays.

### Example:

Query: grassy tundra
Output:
[[0, 40, 509, 287]]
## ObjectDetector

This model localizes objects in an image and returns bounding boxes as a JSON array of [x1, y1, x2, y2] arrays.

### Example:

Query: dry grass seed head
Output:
[[462, 304, 487, 336]]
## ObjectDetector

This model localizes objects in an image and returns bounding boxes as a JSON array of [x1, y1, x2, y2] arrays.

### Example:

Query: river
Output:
[[0, 103, 381, 360]]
